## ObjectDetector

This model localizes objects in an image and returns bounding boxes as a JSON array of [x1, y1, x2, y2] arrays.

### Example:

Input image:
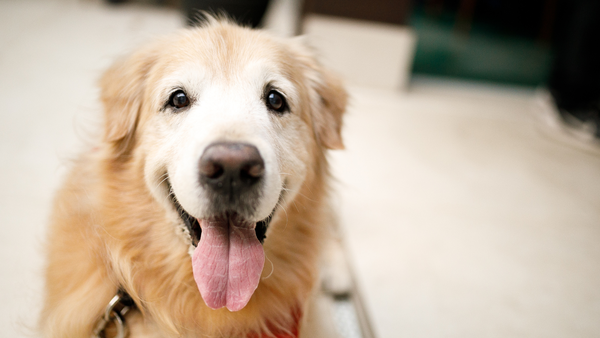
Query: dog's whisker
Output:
[[155, 173, 170, 191], [291, 201, 300, 213], [275, 200, 290, 232], [293, 191, 318, 203], [261, 255, 275, 280]]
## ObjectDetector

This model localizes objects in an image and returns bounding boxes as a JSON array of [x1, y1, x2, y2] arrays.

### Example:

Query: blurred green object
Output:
[[410, 7, 553, 87]]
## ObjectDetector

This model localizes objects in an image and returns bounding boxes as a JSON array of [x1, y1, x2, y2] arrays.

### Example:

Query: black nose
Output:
[[199, 142, 265, 194]]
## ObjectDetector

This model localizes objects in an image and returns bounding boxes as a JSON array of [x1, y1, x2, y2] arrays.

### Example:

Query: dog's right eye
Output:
[[266, 90, 288, 114], [168, 90, 190, 109]]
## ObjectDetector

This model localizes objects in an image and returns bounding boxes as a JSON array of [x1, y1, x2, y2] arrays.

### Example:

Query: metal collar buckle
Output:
[[93, 289, 135, 338]]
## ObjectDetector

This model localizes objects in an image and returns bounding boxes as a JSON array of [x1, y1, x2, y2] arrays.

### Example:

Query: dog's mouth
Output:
[[169, 185, 272, 248], [165, 177, 280, 311]]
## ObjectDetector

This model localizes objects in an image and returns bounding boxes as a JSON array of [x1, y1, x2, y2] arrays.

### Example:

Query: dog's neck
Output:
[[95, 289, 302, 338], [248, 305, 302, 338]]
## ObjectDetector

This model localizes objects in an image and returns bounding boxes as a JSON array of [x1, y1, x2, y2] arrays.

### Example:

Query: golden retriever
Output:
[[40, 17, 347, 338]]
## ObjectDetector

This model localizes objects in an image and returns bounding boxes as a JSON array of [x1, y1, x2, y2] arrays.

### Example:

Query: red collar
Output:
[[248, 307, 302, 338]]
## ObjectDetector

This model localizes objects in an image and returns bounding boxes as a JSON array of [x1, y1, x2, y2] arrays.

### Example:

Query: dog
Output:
[[40, 17, 347, 338]]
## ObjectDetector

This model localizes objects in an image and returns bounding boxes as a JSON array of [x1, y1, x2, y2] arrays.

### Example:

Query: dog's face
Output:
[[100, 20, 346, 312], [146, 38, 307, 230]]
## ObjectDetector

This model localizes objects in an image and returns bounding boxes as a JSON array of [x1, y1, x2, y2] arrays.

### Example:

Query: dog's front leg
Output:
[[40, 162, 120, 337]]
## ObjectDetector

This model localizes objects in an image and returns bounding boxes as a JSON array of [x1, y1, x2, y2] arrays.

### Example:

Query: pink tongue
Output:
[[192, 218, 265, 311]]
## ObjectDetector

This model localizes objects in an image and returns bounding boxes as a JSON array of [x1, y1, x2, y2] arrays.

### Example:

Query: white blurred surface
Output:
[[262, 0, 301, 37], [303, 15, 416, 90], [331, 81, 600, 337], [1, 1, 600, 338]]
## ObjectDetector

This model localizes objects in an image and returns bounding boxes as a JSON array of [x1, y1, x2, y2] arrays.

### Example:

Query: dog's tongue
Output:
[[192, 217, 265, 311]]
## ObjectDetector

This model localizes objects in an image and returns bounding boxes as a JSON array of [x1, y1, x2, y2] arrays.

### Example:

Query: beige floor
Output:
[[1, 1, 600, 338], [333, 82, 600, 337]]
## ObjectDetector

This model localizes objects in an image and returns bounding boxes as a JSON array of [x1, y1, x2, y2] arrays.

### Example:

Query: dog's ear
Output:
[[290, 38, 348, 150], [312, 67, 347, 150], [99, 46, 157, 156]]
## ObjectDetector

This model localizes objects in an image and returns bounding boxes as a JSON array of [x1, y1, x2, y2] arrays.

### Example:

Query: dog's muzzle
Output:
[[169, 142, 272, 247], [198, 142, 265, 218], [166, 142, 282, 311]]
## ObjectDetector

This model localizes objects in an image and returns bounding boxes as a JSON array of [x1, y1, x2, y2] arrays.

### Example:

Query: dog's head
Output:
[[100, 19, 346, 312]]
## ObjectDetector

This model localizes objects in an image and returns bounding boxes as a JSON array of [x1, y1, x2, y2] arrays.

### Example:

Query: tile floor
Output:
[[1, 1, 600, 338]]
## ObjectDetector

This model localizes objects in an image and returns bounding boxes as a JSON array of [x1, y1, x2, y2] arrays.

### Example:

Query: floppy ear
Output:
[[99, 47, 156, 156], [290, 39, 348, 150], [311, 67, 347, 150]]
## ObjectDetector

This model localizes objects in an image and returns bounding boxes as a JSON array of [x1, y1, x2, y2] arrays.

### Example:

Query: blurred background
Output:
[[1, 0, 600, 337]]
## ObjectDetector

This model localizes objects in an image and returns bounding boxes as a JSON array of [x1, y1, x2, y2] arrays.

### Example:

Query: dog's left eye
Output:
[[266, 90, 288, 113], [168, 90, 190, 109]]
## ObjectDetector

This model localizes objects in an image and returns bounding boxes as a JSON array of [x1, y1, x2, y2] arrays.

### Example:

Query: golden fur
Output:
[[40, 19, 346, 338]]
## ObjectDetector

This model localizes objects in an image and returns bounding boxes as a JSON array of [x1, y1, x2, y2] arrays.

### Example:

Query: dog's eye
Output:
[[168, 90, 190, 109], [266, 90, 288, 113]]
